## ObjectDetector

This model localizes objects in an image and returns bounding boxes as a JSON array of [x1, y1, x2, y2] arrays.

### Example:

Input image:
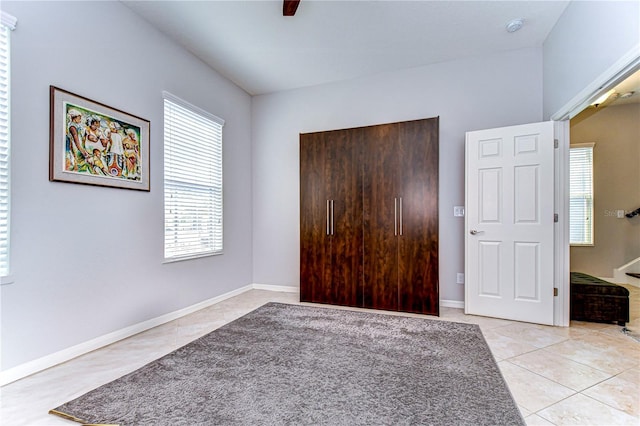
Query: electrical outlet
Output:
[[456, 273, 465, 284], [454, 206, 465, 217]]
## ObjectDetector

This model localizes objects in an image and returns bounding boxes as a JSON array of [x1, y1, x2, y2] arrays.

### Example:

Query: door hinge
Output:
[[554, 287, 558, 297], [554, 213, 559, 223], [554, 139, 559, 148]]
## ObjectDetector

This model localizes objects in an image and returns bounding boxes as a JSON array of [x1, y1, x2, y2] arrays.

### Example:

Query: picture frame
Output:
[[49, 86, 150, 191]]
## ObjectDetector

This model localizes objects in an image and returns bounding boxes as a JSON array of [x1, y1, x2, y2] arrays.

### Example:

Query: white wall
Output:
[[543, 1, 640, 119], [1, 1, 252, 371], [251, 48, 544, 303]]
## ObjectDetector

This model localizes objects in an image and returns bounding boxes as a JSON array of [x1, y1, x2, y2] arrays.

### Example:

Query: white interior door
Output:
[[465, 122, 555, 325]]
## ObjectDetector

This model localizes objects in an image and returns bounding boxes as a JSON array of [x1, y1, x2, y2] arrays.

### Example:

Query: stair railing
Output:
[[625, 207, 640, 218]]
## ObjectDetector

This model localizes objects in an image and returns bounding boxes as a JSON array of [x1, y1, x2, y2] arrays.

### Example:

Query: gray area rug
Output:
[[51, 302, 524, 425]]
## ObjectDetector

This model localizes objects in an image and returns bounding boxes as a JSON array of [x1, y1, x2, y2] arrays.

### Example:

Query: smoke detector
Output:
[[506, 19, 524, 33]]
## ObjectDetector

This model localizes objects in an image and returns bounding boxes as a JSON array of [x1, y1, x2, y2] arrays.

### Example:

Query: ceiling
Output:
[[122, 0, 571, 96]]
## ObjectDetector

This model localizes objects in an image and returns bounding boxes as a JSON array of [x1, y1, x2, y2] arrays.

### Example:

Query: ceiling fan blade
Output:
[[283, 0, 300, 16]]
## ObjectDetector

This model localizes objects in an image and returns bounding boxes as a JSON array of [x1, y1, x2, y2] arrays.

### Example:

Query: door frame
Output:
[[551, 46, 640, 326]]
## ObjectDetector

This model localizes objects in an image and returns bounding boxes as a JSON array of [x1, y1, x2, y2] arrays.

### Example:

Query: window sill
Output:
[[1, 274, 14, 285], [163, 251, 223, 264]]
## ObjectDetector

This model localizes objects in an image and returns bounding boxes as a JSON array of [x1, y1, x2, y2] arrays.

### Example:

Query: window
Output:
[[569, 143, 594, 246], [163, 92, 224, 261], [0, 12, 16, 282]]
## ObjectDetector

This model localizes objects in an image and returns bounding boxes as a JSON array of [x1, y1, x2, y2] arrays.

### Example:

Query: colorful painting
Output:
[[50, 86, 150, 191]]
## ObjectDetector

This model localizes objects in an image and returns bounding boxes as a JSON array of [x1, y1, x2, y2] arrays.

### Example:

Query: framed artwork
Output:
[[49, 86, 150, 191]]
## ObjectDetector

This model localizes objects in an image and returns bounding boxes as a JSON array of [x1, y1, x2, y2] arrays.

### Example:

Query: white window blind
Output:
[[163, 92, 224, 261], [0, 12, 16, 279], [569, 144, 594, 246]]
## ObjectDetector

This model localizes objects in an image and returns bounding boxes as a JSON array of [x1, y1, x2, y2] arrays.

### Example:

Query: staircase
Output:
[[614, 257, 640, 287]]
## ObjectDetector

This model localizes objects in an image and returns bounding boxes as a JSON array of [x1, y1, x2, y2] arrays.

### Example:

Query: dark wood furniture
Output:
[[300, 118, 439, 315], [570, 272, 629, 326]]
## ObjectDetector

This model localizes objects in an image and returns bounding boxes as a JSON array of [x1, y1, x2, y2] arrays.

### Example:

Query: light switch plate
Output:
[[454, 206, 465, 217], [456, 273, 465, 284]]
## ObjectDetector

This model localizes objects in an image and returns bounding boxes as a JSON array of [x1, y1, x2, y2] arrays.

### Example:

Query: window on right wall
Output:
[[569, 143, 594, 246]]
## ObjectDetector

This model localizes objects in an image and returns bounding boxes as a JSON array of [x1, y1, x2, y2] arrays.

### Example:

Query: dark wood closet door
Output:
[[300, 130, 362, 306], [397, 118, 439, 315], [326, 129, 363, 307], [301, 117, 439, 315], [362, 123, 400, 311], [300, 132, 330, 303]]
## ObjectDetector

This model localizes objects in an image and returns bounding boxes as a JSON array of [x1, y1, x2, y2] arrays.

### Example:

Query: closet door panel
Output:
[[363, 124, 399, 311], [300, 133, 331, 303], [397, 118, 439, 315], [326, 129, 363, 307]]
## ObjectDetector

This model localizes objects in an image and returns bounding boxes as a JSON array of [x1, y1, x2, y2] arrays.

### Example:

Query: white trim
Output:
[[1, 11, 17, 30], [440, 299, 464, 309], [569, 142, 595, 149], [0, 283, 465, 384], [616, 256, 640, 272], [0, 284, 470, 384], [0, 284, 255, 386], [554, 120, 570, 327], [551, 45, 640, 121], [251, 283, 299, 293], [0, 283, 303, 385], [162, 250, 223, 264]]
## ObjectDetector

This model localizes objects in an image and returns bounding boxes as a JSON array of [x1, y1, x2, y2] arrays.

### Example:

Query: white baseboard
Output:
[[1, 283, 262, 386], [440, 299, 464, 309], [251, 283, 299, 293], [254, 285, 463, 309], [1, 285, 459, 386]]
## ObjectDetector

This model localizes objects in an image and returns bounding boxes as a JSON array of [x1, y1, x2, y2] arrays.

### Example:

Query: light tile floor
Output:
[[1, 287, 638, 425]]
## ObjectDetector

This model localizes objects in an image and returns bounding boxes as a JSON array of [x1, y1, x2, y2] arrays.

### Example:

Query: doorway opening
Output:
[[567, 69, 640, 331], [569, 69, 640, 284]]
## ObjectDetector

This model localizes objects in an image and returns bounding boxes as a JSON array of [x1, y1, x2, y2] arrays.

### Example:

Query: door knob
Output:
[[470, 229, 482, 235]]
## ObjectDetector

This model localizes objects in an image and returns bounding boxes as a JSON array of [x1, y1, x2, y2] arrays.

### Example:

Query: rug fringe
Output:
[[48, 409, 119, 426]]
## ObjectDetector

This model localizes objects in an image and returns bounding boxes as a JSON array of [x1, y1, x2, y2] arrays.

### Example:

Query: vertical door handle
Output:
[[330, 200, 334, 235], [394, 198, 398, 236], [326, 200, 330, 236], [399, 197, 403, 236]]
